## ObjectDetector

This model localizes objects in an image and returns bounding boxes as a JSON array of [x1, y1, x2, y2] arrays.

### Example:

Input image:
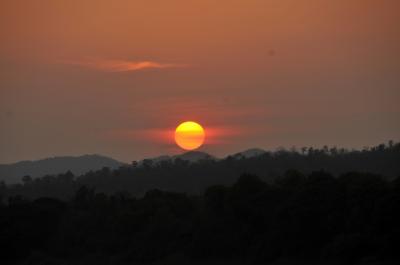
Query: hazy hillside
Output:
[[139, 151, 215, 166], [3, 143, 399, 200], [175, 151, 215, 162], [1, 143, 400, 264], [231, 148, 267, 159], [0, 155, 123, 184]]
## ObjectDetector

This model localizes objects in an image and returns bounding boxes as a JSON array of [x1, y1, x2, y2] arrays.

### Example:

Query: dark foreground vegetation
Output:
[[1, 170, 400, 265]]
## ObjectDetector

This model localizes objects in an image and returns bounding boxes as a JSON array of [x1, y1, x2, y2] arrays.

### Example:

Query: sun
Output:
[[175, 121, 205, 150]]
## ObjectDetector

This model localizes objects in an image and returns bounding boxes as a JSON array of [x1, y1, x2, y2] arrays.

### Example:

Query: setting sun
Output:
[[175, 121, 205, 150]]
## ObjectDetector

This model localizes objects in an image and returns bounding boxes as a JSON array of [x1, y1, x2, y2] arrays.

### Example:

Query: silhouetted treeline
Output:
[[1, 142, 399, 200], [1, 171, 399, 264]]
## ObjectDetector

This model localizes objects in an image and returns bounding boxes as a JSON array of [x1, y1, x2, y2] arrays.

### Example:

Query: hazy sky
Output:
[[1, 0, 399, 163]]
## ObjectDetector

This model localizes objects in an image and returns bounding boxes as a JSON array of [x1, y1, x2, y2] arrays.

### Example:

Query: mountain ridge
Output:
[[0, 154, 123, 184], [0, 149, 270, 183], [140, 148, 267, 165]]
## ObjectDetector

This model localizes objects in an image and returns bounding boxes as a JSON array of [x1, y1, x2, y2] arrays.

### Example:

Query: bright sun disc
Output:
[[175, 121, 205, 150]]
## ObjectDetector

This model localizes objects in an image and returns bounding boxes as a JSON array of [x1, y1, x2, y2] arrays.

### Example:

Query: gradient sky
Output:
[[1, 0, 399, 163]]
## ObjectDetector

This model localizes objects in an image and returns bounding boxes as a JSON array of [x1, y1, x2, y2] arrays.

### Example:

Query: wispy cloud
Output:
[[63, 59, 186, 72]]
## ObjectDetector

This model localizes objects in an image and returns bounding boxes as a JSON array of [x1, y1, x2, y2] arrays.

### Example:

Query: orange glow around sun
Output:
[[175, 121, 205, 150]]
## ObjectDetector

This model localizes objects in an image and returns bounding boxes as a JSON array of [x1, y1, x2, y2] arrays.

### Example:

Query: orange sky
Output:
[[1, 0, 400, 163]]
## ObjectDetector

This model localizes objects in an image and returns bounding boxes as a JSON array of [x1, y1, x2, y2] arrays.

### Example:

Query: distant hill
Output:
[[0, 155, 123, 184], [231, 148, 267, 159], [140, 151, 216, 165], [174, 151, 215, 162]]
